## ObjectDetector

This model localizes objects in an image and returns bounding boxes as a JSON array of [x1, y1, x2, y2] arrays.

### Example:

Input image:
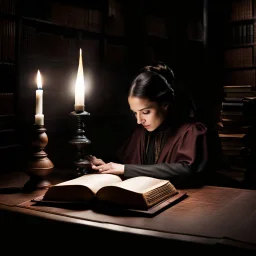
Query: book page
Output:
[[106, 176, 170, 193], [96, 176, 176, 210], [54, 173, 122, 194]]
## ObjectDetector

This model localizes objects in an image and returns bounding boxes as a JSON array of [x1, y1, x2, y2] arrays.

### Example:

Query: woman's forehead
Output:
[[128, 97, 157, 111]]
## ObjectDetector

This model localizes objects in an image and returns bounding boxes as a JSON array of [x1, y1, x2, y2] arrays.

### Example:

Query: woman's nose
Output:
[[137, 114, 145, 124]]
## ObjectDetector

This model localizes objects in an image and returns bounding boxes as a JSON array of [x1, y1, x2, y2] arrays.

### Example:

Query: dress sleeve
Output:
[[124, 122, 208, 185]]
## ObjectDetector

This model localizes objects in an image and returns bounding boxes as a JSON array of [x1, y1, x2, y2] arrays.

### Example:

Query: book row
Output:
[[229, 0, 253, 21], [224, 47, 253, 68], [226, 23, 254, 45], [224, 69, 255, 86], [222, 97, 256, 113], [22, 26, 102, 62], [22, 1, 125, 37], [0, 19, 16, 62], [21, 1, 167, 40], [51, 3, 102, 34], [21, 25, 130, 68], [0, 0, 16, 15]]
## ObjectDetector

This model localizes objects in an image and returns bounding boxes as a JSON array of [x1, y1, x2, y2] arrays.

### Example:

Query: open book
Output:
[[32, 174, 187, 214]]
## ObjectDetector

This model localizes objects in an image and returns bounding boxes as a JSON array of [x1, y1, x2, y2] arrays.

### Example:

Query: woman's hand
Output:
[[92, 162, 125, 175], [86, 155, 106, 168]]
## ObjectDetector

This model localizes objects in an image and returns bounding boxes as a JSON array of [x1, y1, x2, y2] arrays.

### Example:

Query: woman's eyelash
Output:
[[132, 110, 150, 115]]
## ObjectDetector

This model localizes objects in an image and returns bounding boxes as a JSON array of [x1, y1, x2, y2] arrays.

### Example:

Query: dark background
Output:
[[2, 0, 256, 187]]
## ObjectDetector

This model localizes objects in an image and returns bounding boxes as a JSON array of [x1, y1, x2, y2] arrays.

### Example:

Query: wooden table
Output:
[[0, 171, 256, 255]]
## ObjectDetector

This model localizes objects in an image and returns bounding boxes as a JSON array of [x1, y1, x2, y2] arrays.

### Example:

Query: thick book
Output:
[[220, 111, 251, 122], [222, 97, 256, 114], [32, 174, 187, 215], [223, 85, 253, 93], [219, 133, 247, 142], [225, 91, 256, 98], [223, 96, 256, 103], [220, 118, 249, 129]]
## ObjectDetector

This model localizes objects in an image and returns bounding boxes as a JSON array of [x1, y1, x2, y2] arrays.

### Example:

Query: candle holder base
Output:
[[23, 125, 54, 192], [23, 176, 51, 192], [69, 110, 91, 177], [73, 159, 92, 176]]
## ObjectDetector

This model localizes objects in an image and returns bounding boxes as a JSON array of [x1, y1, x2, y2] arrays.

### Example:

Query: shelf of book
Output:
[[0, 0, 20, 173], [219, 67, 256, 187], [221, 0, 256, 188], [22, 16, 103, 39]]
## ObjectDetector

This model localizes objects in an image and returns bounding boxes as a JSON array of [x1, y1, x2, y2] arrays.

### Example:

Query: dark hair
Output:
[[129, 61, 197, 121], [129, 61, 175, 105]]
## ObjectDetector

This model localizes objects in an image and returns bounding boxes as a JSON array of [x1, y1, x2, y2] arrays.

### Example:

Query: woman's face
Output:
[[128, 96, 167, 132]]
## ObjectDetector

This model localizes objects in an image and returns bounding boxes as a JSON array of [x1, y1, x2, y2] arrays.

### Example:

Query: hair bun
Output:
[[141, 61, 174, 86]]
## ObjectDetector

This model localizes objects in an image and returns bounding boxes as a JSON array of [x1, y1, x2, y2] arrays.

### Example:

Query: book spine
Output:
[[224, 97, 244, 103]]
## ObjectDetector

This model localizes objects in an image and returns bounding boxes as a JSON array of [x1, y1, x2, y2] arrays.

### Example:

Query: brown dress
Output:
[[117, 121, 209, 187]]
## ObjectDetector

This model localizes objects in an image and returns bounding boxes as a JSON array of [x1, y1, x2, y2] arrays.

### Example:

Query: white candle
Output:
[[35, 114, 44, 125], [35, 70, 44, 125], [75, 48, 85, 112]]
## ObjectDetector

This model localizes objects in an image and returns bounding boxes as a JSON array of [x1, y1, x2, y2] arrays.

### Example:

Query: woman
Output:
[[88, 62, 209, 187]]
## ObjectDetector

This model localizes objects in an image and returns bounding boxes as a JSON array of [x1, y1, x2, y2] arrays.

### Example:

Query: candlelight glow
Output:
[[75, 48, 85, 112]]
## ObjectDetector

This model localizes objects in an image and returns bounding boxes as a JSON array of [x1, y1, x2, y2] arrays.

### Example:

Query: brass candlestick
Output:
[[23, 125, 54, 192], [69, 110, 91, 177]]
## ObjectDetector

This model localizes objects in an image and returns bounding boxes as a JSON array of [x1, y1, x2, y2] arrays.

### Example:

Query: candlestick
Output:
[[35, 70, 44, 125], [23, 125, 54, 192], [69, 110, 91, 177], [74, 49, 85, 113]]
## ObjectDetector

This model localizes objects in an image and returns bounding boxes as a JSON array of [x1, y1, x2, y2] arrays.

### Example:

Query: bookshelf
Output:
[[0, 0, 20, 172], [219, 0, 256, 188]]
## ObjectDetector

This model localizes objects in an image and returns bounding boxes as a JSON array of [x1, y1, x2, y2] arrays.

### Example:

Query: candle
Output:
[[35, 70, 44, 125], [74, 48, 85, 112]]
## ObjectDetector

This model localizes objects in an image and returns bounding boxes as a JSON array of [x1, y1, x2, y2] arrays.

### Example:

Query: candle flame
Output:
[[75, 48, 85, 106], [37, 70, 42, 89]]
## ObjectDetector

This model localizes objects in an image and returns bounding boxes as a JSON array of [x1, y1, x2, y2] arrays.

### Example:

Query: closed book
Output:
[[224, 85, 253, 93], [222, 100, 255, 114], [219, 133, 247, 143], [220, 118, 249, 127], [222, 102, 243, 111], [225, 91, 256, 98]]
